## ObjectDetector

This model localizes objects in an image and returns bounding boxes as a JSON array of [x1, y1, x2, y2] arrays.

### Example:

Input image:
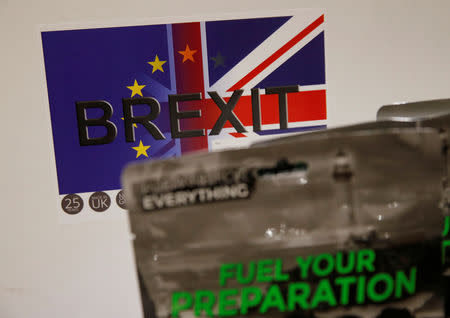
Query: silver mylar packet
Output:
[[122, 111, 449, 318], [377, 99, 450, 122]]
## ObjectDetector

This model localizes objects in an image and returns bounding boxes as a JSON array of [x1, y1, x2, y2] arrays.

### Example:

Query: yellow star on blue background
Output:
[[148, 55, 167, 73], [132, 140, 150, 158], [127, 79, 146, 97]]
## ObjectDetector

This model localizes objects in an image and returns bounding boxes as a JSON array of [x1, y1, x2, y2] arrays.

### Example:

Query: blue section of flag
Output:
[[141, 132, 181, 159], [205, 16, 291, 86], [256, 31, 326, 88], [42, 25, 179, 194]]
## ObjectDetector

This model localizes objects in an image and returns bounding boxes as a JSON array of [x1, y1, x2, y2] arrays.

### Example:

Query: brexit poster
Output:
[[40, 10, 327, 221]]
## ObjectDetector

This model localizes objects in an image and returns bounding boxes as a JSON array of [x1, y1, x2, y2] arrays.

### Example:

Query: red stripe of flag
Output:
[[202, 90, 326, 129], [228, 15, 325, 91], [172, 22, 209, 153]]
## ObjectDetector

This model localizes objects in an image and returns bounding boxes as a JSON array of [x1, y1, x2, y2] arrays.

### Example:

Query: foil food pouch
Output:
[[122, 125, 447, 318], [377, 99, 450, 122]]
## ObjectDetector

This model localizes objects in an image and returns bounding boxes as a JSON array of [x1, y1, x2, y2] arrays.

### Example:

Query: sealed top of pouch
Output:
[[377, 98, 450, 122], [253, 99, 450, 150], [122, 122, 446, 318]]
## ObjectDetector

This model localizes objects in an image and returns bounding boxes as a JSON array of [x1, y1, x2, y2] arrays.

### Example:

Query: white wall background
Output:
[[0, 0, 449, 317]]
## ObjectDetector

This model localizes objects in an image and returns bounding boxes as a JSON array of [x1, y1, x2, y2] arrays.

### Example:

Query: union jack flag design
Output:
[[41, 11, 326, 195]]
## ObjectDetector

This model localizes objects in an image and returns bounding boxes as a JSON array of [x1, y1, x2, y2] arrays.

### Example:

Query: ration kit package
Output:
[[122, 100, 450, 318]]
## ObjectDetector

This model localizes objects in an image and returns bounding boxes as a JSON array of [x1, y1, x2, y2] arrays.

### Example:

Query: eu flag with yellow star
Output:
[[42, 11, 327, 195]]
